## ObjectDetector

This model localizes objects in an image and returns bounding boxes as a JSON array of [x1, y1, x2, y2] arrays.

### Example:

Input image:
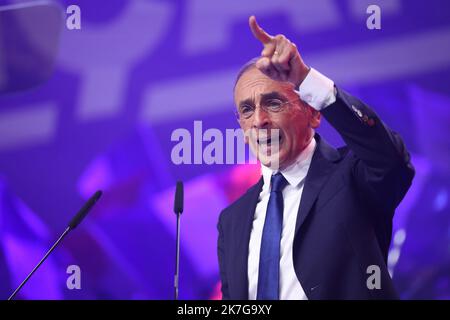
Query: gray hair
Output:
[[233, 57, 259, 91]]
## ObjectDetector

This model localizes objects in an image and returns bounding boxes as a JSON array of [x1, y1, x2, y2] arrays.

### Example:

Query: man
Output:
[[217, 16, 415, 300]]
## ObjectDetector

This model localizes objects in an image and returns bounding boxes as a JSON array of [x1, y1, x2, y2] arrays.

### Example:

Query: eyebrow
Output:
[[238, 98, 254, 109], [238, 91, 288, 109], [260, 91, 288, 103]]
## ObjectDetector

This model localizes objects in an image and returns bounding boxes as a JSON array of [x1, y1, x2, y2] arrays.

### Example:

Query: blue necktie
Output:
[[257, 172, 288, 300]]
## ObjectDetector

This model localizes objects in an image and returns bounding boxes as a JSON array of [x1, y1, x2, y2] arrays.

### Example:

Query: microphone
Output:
[[68, 190, 102, 230], [173, 181, 183, 300], [174, 181, 184, 215], [7, 190, 103, 300]]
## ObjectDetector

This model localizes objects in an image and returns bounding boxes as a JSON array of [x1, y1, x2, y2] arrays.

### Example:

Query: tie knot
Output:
[[270, 172, 288, 193]]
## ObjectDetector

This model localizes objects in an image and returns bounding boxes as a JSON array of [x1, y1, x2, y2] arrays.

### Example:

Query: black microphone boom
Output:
[[174, 181, 184, 214], [7, 190, 102, 300], [68, 190, 102, 230]]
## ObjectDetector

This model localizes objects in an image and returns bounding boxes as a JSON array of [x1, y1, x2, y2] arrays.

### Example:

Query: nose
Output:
[[252, 105, 270, 129]]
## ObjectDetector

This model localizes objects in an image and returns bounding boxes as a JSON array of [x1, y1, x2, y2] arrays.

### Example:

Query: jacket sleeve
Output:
[[217, 211, 230, 300], [321, 87, 415, 217]]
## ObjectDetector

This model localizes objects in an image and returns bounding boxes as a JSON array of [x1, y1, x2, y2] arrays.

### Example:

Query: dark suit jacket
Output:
[[217, 87, 415, 300]]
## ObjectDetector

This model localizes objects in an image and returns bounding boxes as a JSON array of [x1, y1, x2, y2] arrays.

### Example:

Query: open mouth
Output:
[[257, 134, 282, 146]]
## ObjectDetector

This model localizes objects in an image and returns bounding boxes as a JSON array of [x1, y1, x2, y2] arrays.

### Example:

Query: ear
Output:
[[309, 108, 321, 129]]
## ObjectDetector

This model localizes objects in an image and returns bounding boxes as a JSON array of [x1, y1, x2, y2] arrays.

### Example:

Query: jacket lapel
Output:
[[230, 177, 263, 299], [295, 134, 341, 236]]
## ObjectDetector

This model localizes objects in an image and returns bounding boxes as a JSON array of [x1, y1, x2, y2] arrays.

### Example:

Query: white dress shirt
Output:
[[247, 68, 336, 300]]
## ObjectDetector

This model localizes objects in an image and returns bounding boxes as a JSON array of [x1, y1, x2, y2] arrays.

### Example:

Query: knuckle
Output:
[[275, 34, 285, 41], [267, 42, 276, 50], [279, 56, 289, 65]]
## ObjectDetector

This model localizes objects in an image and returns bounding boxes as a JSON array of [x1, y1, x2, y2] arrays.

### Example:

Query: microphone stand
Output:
[[7, 190, 102, 300], [8, 227, 70, 300], [174, 211, 181, 300], [173, 181, 183, 300]]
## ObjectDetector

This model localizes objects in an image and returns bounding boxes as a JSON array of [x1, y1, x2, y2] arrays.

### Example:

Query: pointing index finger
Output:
[[249, 15, 272, 45]]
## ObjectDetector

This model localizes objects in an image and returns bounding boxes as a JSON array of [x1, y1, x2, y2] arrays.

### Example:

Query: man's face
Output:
[[234, 67, 320, 170]]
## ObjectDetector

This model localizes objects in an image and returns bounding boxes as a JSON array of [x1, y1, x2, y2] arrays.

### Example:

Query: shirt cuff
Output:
[[295, 67, 336, 111]]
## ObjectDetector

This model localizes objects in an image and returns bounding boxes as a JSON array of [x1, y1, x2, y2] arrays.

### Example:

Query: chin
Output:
[[258, 151, 284, 170], [248, 140, 285, 170]]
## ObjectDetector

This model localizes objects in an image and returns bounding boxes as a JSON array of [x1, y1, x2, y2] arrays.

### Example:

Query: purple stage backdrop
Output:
[[0, 0, 449, 299]]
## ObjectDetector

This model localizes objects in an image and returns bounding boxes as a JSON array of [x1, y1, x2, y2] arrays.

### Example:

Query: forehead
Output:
[[234, 67, 292, 102]]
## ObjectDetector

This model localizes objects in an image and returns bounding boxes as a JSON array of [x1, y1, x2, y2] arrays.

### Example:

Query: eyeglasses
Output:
[[235, 98, 300, 121]]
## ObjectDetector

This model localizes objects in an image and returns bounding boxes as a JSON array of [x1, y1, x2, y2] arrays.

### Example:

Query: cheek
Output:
[[280, 114, 308, 144], [238, 123, 250, 143]]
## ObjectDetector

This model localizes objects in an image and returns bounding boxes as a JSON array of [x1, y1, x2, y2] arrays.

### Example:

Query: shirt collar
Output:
[[261, 137, 316, 189]]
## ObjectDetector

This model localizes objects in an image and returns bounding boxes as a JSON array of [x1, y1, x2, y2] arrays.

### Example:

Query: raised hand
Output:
[[249, 15, 310, 88]]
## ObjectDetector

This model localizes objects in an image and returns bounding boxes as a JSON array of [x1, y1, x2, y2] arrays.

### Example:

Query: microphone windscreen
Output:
[[68, 190, 102, 229], [174, 181, 184, 214]]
